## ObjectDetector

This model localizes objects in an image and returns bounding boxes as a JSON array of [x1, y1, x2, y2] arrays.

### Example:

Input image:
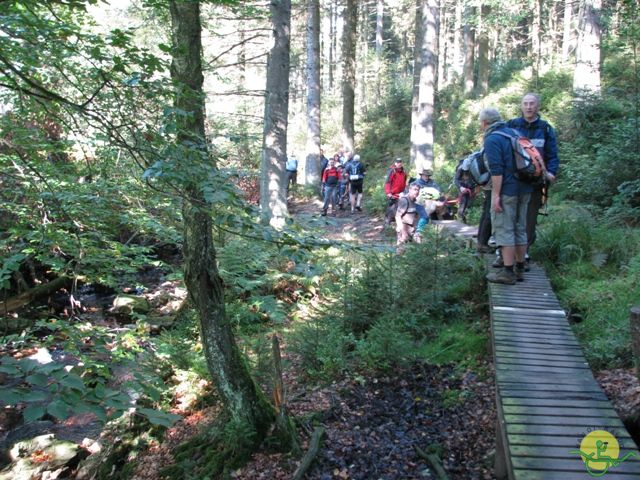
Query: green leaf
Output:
[[23, 390, 49, 402], [47, 400, 71, 420], [59, 373, 85, 391], [0, 364, 20, 375], [137, 407, 181, 427], [23, 405, 46, 422], [0, 388, 23, 406], [26, 373, 49, 388]]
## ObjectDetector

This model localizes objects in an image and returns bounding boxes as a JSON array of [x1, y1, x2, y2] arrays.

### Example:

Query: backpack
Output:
[[459, 150, 489, 186], [492, 130, 546, 183], [347, 160, 365, 180]]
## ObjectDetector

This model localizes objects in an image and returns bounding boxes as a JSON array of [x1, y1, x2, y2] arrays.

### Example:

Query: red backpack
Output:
[[492, 130, 546, 183]]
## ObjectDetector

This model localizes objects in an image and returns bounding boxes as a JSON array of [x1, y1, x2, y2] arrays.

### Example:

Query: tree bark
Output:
[[462, 7, 475, 95], [452, 1, 463, 78], [573, 0, 602, 95], [412, 0, 439, 173], [437, 3, 447, 88], [476, 4, 489, 96], [341, 0, 358, 152], [410, 0, 422, 166], [630, 306, 640, 381], [305, 0, 321, 186], [168, 0, 275, 441], [0, 276, 72, 314], [532, 0, 542, 77], [376, 0, 384, 58], [260, 0, 291, 227], [562, 0, 574, 63], [329, 0, 337, 92]]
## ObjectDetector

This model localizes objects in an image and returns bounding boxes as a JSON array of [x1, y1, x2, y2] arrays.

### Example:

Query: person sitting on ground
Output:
[[384, 158, 408, 225], [395, 182, 421, 252], [321, 158, 340, 216], [481, 107, 532, 284], [347, 153, 366, 213]]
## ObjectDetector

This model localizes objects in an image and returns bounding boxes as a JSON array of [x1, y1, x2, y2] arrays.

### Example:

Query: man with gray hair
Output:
[[480, 107, 532, 284]]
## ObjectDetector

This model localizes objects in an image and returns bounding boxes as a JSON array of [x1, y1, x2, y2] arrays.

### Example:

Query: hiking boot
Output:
[[356, 206, 362, 212], [321, 209, 327, 216], [492, 255, 504, 268], [486, 268, 516, 285], [515, 267, 525, 282], [476, 244, 493, 254]]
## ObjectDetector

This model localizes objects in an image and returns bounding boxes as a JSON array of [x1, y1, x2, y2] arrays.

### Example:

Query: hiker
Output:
[[480, 107, 532, 284], [285, 154, 298, 196], [415, 169, 448, 220], [453, 160, 477, 223], [347, 153, 366, 213], [321, 158, 340, 216], [319, 148, 329, 196], [384, 158, 408, 225], [395, 182, 421, 252], [337, 164, 349, 210], [505, 92, 560, 261]]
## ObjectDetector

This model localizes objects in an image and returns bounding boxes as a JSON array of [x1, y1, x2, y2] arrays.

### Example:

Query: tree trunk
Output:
[[329, 0, 337, 92], [452, 1, 463, 78], [532, 0, 542, 77], [410, 0, 422, 166], [437, 4, 447, 88], [359, 0, 369, 115], [412, 0, 439, 173], [341, 0, 357, 152], [562, 0, 574, 63], [305, 0, 321, 186], [168, 0, 276, 442], [376, 0, 384, 57], [462, 6, 475, 95], [260, 0, 291, 228], [574, 0, 602, 95], [476, 4, 489, 96], [375, 0, 384, 100]]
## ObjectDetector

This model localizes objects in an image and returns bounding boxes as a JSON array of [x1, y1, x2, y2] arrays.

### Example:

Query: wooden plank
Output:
[[505, 413, 625, 427], [494, 330, 581, 342], [493, 305, 566, 316], [493, 320, 572, 331], [496, 351, 586, 362], [495, 364, 592, 374], [514, 470, 640, 480], [507, 424, 615, 436], [494, 337, 582, 349], [497, 374, 599, 387], [496, 358, 590, 369], [501, 391, 609, 401], [511, 456, 640, 474], [503, 405, 621, 418], [495, 345, 586, 358], [510, 444, 597, 459], [508, 433, 634, 447], [502, 398, 614, 409]]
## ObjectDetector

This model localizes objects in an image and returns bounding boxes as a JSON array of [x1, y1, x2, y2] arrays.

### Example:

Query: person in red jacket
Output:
[[384, 158, 408, 225], [321, 158, 341, 216]]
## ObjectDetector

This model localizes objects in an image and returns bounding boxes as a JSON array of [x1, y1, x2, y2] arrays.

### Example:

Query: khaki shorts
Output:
[[491, 193, 530, 247]]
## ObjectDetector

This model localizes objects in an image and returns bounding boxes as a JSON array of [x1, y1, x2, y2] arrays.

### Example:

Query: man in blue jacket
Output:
[[481, 108, 532, 284], [507, 93, 560, 257]]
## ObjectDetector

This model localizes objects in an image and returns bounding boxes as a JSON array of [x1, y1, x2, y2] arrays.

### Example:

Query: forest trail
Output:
[[288, 196, 390, 245]]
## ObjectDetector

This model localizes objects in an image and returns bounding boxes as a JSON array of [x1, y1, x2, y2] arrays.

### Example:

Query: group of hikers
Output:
[[287, 92, 559, 285], [381, 92, 559, 284]]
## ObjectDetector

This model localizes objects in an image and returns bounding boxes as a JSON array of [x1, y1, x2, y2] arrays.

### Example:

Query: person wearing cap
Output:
[[384, 158, 408, 225], [346, 153, 366, 213]]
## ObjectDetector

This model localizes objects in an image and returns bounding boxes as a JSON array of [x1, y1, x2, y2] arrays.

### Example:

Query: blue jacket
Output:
[[484, 122, 533, 196], [506, 116, 559, 176]]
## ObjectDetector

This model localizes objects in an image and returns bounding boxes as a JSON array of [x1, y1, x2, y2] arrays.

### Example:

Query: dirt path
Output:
[[288, 197, 390, 245]]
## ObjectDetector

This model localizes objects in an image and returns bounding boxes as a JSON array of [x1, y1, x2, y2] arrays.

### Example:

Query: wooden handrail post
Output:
[[630, 306, 640, 379]]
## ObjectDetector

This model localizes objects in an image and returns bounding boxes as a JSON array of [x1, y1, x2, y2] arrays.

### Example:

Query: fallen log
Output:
[[292, 426, 325, 480], [415, 445, 449, 480], [0, 276, 72, 313]]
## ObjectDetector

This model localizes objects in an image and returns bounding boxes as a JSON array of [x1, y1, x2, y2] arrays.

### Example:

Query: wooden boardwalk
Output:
[[489, 260, 640, 479]]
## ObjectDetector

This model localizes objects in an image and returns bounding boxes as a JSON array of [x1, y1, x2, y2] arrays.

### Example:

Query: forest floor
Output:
[[4, 196, 640, 479]]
